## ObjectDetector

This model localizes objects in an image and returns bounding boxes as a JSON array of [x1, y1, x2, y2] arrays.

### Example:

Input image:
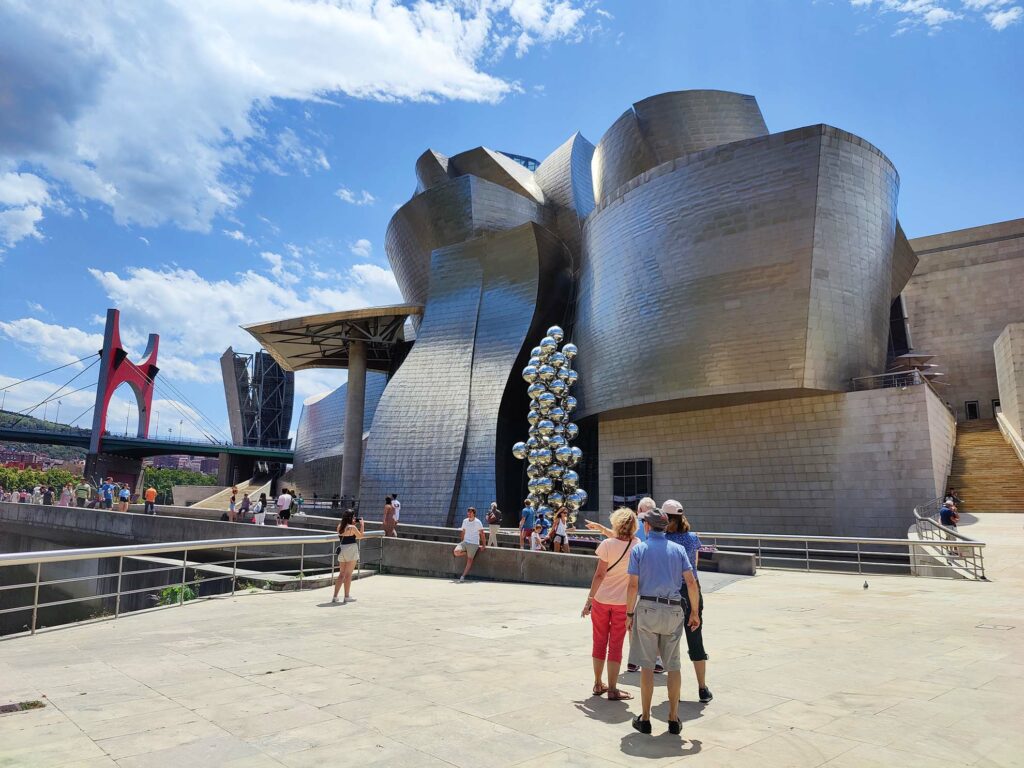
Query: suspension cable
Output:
[[150, 374, 233, 443], [0, 354, 98, 393], [8, 358, 100, 429]]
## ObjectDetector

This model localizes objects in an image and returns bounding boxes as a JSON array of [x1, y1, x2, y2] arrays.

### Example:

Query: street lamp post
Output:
[[154, 411, 160, 439], [178, 420, 183, 440], [126, 402, 133, 436], [55, 400, 61, 425]]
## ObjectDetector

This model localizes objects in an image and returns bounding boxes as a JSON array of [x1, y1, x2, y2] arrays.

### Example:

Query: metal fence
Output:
[[850, 371, 925, 391], [0, 533, 338, 639], [912, 502, 986, 580]]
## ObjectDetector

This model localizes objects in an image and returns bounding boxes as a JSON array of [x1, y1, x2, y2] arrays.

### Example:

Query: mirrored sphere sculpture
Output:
[[512, 331, 585, 525]]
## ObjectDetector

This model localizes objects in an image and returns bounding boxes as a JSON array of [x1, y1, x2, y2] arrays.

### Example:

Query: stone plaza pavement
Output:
[[1, 515, 1022, 768]]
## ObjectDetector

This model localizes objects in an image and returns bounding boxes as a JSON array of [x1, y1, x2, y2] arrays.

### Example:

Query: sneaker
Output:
[[330, 596, 338, 603], [631, 716, 652, 735], [627, 663, 639, 673], [668, 718, 682, 735], [699, 687, 713, 704], [654, 663, 665, 674]]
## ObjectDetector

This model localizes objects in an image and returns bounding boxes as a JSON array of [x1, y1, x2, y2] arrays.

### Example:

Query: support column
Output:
[[341, 340, 367, 502]]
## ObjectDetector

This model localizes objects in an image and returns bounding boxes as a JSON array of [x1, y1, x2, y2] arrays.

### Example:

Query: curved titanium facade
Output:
[[575, 125, 899, 418], [289, 372, 388, 497], [592, 90, 768, 205]]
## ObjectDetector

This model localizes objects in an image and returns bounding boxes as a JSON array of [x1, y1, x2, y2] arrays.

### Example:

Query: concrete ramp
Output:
[[190, 477, 271, 510]]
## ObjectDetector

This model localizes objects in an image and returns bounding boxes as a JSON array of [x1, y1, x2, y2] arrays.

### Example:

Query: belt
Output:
[[640, 595, 682, 606]]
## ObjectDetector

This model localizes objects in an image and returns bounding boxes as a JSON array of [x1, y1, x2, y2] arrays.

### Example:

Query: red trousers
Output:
[[591, 599, 628, 662]]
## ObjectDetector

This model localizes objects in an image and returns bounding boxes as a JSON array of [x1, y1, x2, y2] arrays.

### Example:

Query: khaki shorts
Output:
[[337, 543, 359, 563], [455, 541, 480, 559], [628, 601, 685, 671]]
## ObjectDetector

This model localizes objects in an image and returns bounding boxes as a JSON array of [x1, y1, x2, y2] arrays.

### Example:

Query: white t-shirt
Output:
[[392, 498, 401, 521], [555, 520, 567, 537], [460, 517, 485, 543], [276, 493, 292, 511], [531, 531, 544, 551]]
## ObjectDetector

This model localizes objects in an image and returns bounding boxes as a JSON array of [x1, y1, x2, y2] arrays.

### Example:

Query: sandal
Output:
[[607, 689, 633, 701], [592, 683, 609, 696]]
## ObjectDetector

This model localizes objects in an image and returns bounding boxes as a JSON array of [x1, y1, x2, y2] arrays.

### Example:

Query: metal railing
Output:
[[851, 371, 925, 391], [912, 501, 986, 580], [0, 533, 339, 639]]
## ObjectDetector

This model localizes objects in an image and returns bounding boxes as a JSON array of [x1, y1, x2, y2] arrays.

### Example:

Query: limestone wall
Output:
[[994, 324, 1024, 436], [597, 385, 955, 539], [904, 218, 1024, 421]]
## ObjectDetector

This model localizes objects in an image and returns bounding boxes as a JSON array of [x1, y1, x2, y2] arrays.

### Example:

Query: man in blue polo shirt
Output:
[[626, 507, 701, 735]]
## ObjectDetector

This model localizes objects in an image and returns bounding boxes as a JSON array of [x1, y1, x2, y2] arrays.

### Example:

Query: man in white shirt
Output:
[[391, 493, 401, 535], [276, 489, 293, 526], [453, 507, 486, 582]]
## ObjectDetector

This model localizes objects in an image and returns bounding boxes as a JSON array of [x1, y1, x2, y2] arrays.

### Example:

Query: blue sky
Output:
[[0, 0, 1021, 442]]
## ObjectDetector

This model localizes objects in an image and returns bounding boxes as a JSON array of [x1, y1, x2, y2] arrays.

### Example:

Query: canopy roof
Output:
[[242, 304, 423, 372]]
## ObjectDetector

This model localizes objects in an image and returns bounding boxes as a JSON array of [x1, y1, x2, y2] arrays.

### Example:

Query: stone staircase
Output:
[[947, 420, 1024, 512], [191, 477, 270, 510]]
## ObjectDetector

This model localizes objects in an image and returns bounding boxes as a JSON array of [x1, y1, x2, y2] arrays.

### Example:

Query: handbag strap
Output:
[[606, 540, 633, 572]]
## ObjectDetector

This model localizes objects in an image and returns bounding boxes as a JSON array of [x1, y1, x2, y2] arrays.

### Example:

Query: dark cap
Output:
[[639, 508, 669, 530]]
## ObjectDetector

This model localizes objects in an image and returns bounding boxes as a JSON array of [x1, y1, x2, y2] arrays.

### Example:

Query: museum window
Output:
[[612, 459, 653, 509]]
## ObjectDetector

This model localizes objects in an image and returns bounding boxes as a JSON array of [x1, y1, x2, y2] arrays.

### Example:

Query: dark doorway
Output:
[[992, 399, 1001, 416], [965, 401, 980, 420]]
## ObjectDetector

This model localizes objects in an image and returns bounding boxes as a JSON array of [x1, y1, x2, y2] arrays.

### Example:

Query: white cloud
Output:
[[0, 0, 592, 245], [138, 236, 150, 246], [349, 238, 372, 258], [0, 171, 48, 206], [0, 171, 50, 247], [335, 187, 377, 206], [0, 204, 45, 248], [851, 0, 1022, 30], [26, 301, 45, 314], [222, 228, 254, 245], [260, 250, 301, 284], [0, 318, 102, 366]]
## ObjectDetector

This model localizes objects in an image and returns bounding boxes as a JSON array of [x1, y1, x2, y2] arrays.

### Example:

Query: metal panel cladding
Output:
[[575, 125, 899, 419]]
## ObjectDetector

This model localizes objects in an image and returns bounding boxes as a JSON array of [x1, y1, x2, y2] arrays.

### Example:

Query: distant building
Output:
[[199, 457, 220, 475]]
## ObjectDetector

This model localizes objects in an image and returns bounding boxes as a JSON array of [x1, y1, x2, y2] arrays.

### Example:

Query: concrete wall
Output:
[[904, 218, 1024, 421], [995, 324, 1024, 436], [170, 485, 226, 507], [597, 385, 955, 539]]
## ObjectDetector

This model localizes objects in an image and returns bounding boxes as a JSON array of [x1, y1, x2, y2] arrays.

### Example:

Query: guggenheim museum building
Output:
[[245, 89, 1024, 538]]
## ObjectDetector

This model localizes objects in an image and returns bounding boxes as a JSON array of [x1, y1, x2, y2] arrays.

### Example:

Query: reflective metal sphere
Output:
[[527, 478, 539, 492], [547, 325, 564, 342], [549, 352, 567, 369], [537, 504, 553, 518], [521, 365, 538, 383], [553, 423, 565, 434], [527, 409, 541, 426], [531, 346, 543, 358], [548, 380, 567, 397], [562, 343, 578, 359], [512, 441, 527, 460], [536, 477, 553, 493], [567, 491, 584, 508], [526, 463, 544, 479], [563, 470, 580, 489], [527, 382, 547, 399], [540, 336, 557, 353], [548, 405, 566, 422], [564, 395, 577, 413], [556, 367, 570, 382], [537, 365, 556, 382], [535, 448, 553, 465], [548, 491, 564, 507], [576, 488, 588, 506], [547, 463, 565, 477], [537, 392, 556, 411], [554, 445, 573, 463], [565, 422, 579, 440], [571, 446, 583, 464], [528, 356, 541, 368], [526, 436, 540, 450], [537, 419, 555, 436], [566, 369, 579, 386], [548, 434, 567, 449]]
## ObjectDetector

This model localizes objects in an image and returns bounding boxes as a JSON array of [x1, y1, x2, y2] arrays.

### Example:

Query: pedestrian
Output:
[[143, 484, 157, 514], [486, 502, 502, 547], [253, 493, 267, 526], [295, 492, 305, 515], [228, 494, 237, 522], [118, 485, 131, 512], [74, 479, 91, 508], [548, 506, 571, 553], [239, 493, 251, 521], [625, 506, 701, 735], [940, 500, 961, 556], [383, 496, 397, 537], [42, 485, 54, 505], [519, 499, 535, 549], [276, 487, 293, 526], [332, 510, 365, 603], [530, 521, 545, 551], [101, 478, 115, 509], [582, 507, 639, 701], [663, 500, 712, 704], [58, 483, 73, 507], [453, 507, 486, 582], [391, 493, 401, 535]]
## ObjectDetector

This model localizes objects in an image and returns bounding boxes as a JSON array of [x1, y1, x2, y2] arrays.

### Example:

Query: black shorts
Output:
[[681, 584, 708, 662]]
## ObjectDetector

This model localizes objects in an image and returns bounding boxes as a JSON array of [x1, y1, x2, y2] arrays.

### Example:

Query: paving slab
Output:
[[1, 513, 1023, 766]]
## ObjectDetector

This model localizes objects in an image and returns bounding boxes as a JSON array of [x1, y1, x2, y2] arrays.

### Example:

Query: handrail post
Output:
[[805, 540, 810, 571], [856, 542, 862, 574], [299, 544, 305, 590], [30, 562, 42, 635], [179, 549, 188, 605], [231, 546, 238, 596], [115, 556, 124, 618]]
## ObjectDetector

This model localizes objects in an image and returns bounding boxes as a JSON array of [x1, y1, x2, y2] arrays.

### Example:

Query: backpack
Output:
[[487, 508, 501, 524]]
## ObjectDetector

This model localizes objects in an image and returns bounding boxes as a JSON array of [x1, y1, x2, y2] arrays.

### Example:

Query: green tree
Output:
[[142, 467, 217, 505]]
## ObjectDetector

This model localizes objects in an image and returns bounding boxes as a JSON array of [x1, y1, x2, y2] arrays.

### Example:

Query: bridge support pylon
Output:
[[84, 309, 160, 493]]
